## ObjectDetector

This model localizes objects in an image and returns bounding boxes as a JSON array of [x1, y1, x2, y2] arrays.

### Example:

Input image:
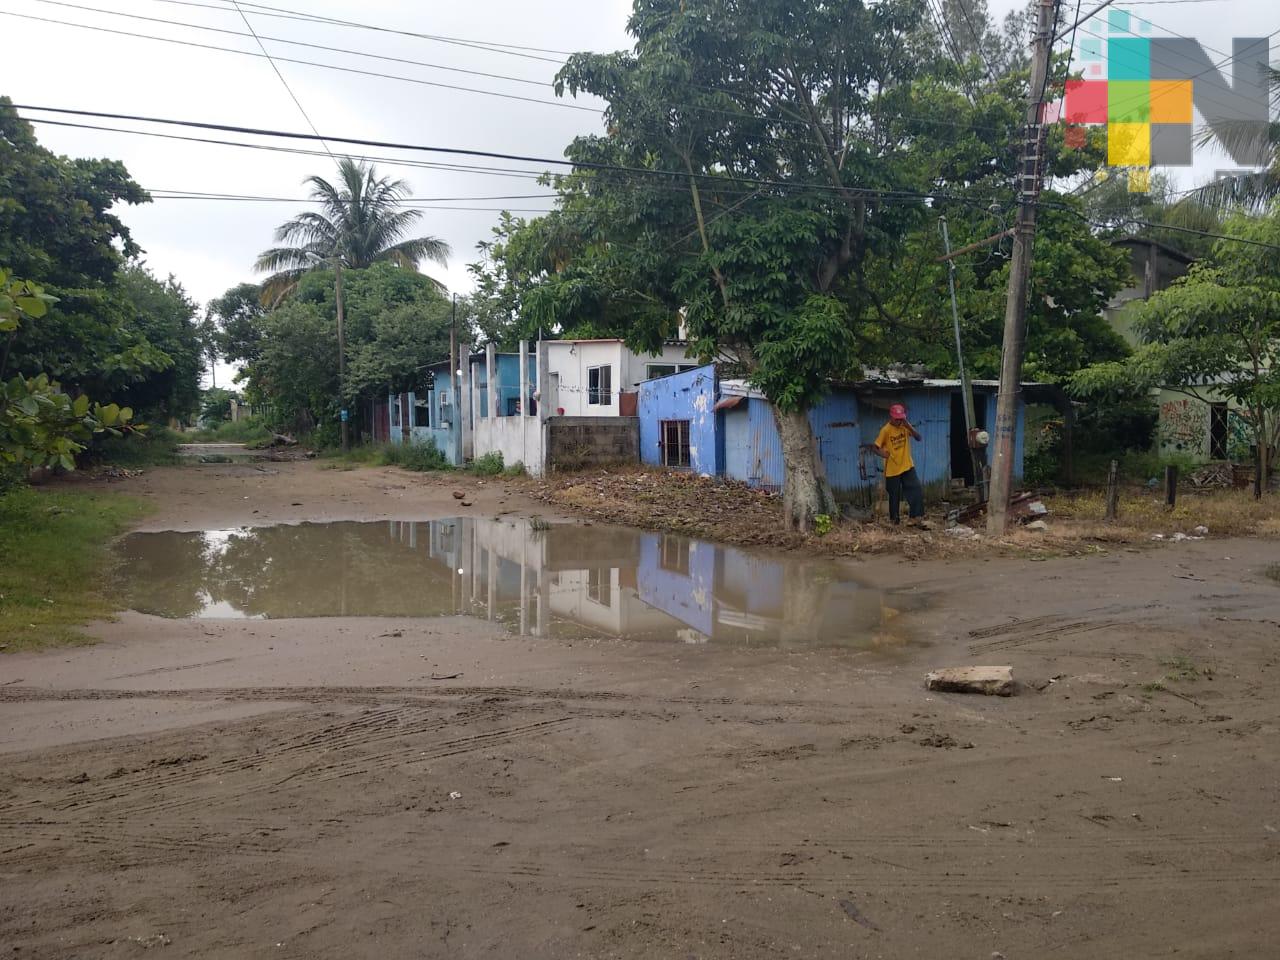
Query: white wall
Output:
[[473, 415, 544, 475], [545, 341, 693, 416]]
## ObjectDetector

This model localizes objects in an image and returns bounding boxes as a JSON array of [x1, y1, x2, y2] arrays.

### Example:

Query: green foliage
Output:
[[90, 425, 182, 468], [231, 263, 453, 436], [813, 514, 834, 536], [206, 282, 266, 366], [0, 104, 202, 422], [378, 438, 451, 472], [468, 451, 504, 475], [1072, 209, 1280, 463], [0, 486, 148, 650], [503, 461, 527, 477], [2, 271, 145, 472], [467, 0, 1127, 526], [199, 387, 240, 424], [255, 157, 450, 303], [186, 417, 272, 445]]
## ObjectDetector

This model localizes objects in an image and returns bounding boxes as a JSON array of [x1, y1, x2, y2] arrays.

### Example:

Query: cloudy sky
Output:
[[2, 0, 1273, 383]]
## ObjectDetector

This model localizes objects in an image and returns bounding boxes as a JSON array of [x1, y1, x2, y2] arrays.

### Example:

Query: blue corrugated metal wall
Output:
[[636, 533, 716, 636], [638, 365, 719, 474], [720, 388, 1025, 498]]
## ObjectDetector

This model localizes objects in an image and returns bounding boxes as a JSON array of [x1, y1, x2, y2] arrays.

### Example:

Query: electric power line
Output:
[[0, 11, 600, 113], [229, 0, 334, 160], [7, 103, 1012, 207], [31, 0, 551, 88]]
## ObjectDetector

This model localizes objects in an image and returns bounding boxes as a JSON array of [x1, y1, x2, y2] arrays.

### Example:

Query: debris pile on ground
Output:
[[533, 469, 795, 549], [944, 524, 980, 540], [925, 666, 1016, 696], [1188, 462, 1232, 487]]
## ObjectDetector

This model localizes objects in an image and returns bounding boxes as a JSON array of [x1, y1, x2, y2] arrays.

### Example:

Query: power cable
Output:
[[0, 11, 600, 113], [9, 103, 1008, 207], [31, 0, 550, 88], [10, 5, 1024, 140], [950, 0, 998, 83], [145, 0, 575, 61], [229, 0, 334, 160]]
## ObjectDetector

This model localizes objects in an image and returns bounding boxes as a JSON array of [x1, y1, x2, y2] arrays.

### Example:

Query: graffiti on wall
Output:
[[1158, 398, 1206, 452], [1227, 407, 1256, 461]]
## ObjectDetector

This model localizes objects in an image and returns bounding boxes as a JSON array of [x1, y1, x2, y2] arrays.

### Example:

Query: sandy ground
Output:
[[2, 462, 1279, 959]]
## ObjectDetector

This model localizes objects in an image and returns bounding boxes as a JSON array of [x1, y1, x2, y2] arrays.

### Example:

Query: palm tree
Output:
[[1188, 65, 1280, 211], [255, 157, 451, 303], [254, 158, 450, 451]]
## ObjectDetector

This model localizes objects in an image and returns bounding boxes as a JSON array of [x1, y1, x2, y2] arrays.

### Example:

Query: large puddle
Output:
[[115, 519, 920, 647]]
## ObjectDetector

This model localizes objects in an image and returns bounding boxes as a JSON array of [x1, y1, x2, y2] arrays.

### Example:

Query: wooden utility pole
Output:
[[1105, 459, 1119, 521], [987, 0, 1061, 535], [335, 261, 349, 452]]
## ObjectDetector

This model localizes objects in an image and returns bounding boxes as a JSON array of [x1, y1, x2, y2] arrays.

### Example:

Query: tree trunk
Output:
[[773, 406, 838, 533]]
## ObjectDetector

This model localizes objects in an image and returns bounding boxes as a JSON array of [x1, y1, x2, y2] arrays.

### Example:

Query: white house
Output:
[[538, 339, 696, 417]]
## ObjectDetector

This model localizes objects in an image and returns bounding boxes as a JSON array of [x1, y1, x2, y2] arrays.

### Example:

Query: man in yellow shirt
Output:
[[874, 403, 924, 525]]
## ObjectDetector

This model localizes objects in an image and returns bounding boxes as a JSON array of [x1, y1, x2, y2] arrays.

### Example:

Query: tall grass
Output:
[[186, 418, 274, 445], [0, 487, 149, 650], [379, 439, 451, 471]]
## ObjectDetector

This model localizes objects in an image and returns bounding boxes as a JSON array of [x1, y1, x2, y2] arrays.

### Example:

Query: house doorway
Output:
[[950, 391, 987, 486]]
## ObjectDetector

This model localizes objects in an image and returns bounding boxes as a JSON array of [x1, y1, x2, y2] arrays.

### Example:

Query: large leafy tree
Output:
[[471, 0, 1122, 528], [235, 263, 453, 437], [488, 0, 960, 530], [0, 99, 202, 424], [255, 158, 452, 302], [1072, 210, 1280, 479]]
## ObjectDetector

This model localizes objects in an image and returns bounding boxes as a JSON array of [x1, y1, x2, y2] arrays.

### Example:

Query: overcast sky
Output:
[[2, 0, 1273, 385]]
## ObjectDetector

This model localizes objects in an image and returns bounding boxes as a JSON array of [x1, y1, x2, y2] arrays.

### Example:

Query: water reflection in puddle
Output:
[[116, 519, 920, 647]]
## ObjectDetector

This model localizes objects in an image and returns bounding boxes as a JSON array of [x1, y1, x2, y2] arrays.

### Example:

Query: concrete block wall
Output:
[[545, 416, 640, 472]]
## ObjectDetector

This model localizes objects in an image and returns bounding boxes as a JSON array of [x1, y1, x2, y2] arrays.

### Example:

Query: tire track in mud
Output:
[[0, 705, 573, 821], [443, 854, 1278, 892], [0, 684, 800, 710], [967, 620, 1122, 655]]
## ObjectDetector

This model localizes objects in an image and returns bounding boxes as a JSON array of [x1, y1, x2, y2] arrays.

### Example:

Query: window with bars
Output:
[[660, 419, 691, 468], [1209, 403, 1229, 460], [588, 364, 612, 405]]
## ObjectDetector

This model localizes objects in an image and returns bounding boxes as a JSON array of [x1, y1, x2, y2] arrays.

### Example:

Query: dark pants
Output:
[[886, 467, 924, 523]]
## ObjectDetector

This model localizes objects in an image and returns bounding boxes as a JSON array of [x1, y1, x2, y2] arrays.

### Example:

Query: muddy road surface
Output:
[[2, 463, 1278, 958]]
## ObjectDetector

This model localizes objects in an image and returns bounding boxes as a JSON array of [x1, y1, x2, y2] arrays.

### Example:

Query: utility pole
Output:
[[335, 260, 349, 452], [987, 0, 1060, 535], [449, 294, 461, 465], [939, 216, 986, 502]]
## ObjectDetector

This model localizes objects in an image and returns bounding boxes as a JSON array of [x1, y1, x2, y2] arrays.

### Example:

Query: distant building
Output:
[[1103, 236, 1259, 463]]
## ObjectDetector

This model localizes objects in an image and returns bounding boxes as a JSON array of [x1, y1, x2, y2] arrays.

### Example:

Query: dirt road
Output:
[[2, 463, 1278, 958]]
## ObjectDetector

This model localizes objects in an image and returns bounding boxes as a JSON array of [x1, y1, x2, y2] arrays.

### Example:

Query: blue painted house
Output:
[[639, 363, 1030, 506], [388, 351, 537, 466]]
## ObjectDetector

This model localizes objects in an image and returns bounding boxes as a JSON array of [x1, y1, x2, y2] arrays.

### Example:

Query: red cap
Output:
[[889, 403, 907, 420]]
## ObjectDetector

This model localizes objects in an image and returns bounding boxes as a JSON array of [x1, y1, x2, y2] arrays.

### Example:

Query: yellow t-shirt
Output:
[[875, 422, 914, 478]]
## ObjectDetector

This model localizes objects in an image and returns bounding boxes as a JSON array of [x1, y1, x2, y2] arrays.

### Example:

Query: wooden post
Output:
[[1105, 459, 1119, 521], [1164, 464, 1178, 509]]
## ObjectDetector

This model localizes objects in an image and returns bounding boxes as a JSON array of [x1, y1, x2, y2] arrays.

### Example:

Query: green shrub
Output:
[[469, 451, 504, 475], [503, 461, 527, 477], [89, 425, 182, 467], [379, 439, 450, 471], [186, 417, 273, 445]]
